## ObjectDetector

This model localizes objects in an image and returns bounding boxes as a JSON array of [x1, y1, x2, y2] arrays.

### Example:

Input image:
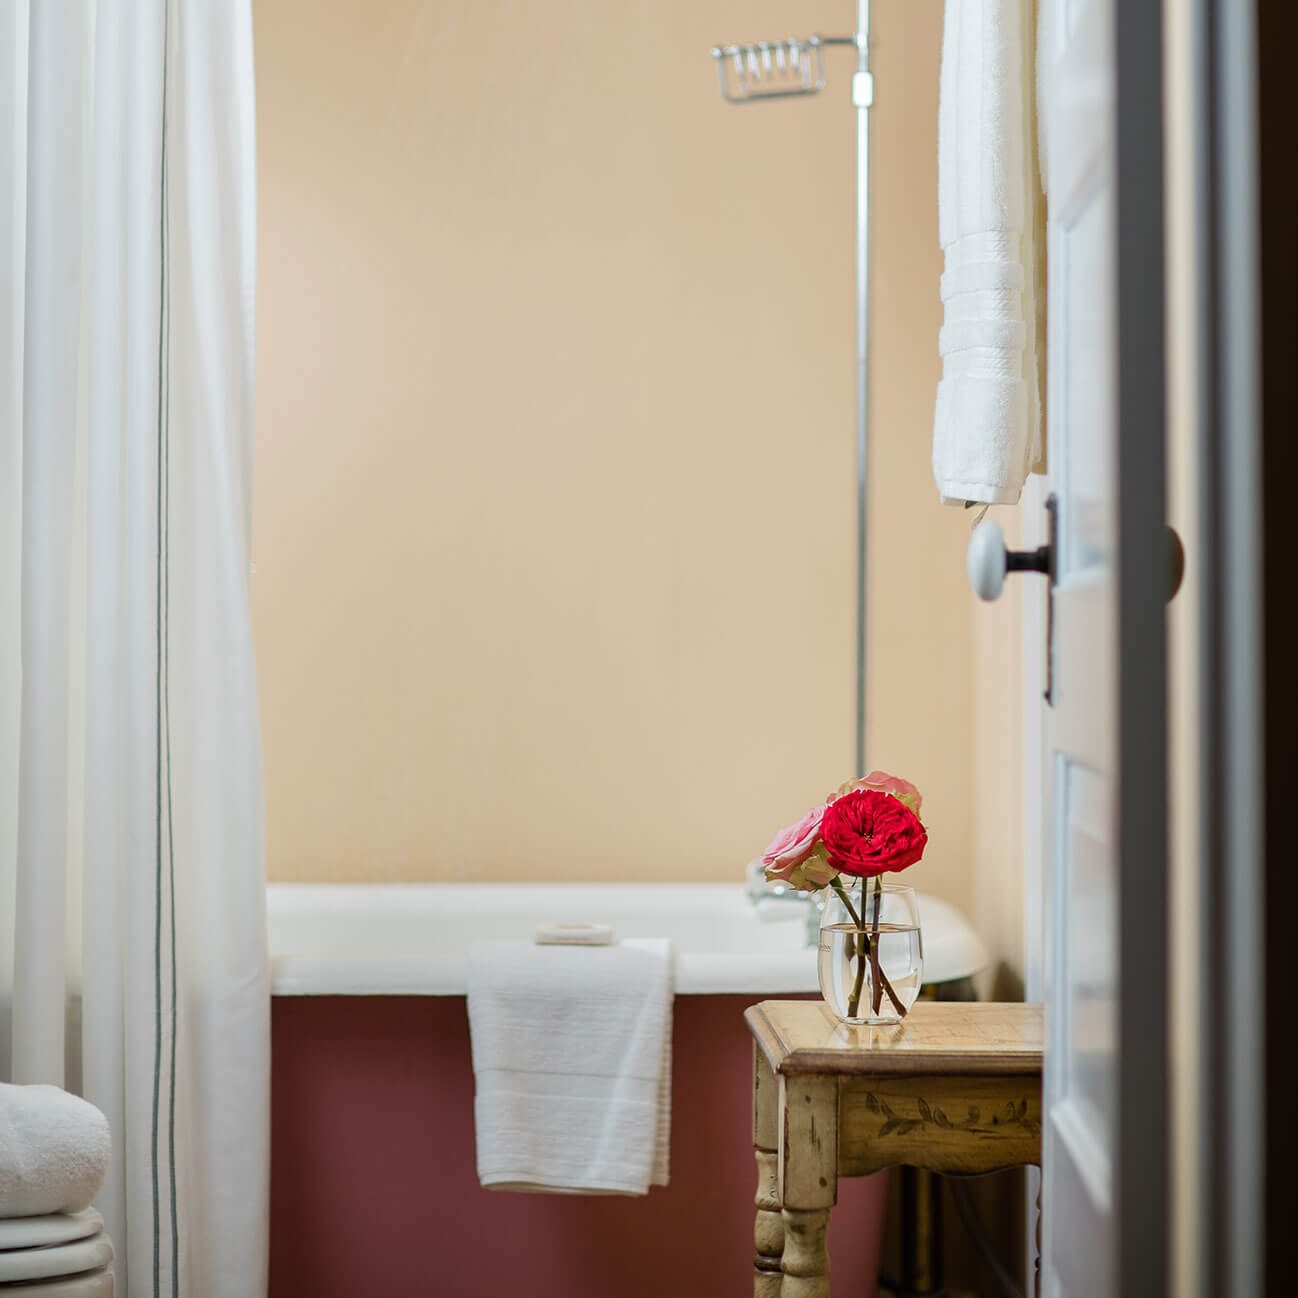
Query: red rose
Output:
[[820, 788, 927, 878]]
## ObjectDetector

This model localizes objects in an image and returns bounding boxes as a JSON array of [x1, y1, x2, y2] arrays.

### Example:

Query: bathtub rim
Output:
[[266, 881, 990, 996]]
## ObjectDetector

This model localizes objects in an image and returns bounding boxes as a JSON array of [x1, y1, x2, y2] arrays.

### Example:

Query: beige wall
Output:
[[252, 0, 987, 908], [970, 516, 1027, 990]]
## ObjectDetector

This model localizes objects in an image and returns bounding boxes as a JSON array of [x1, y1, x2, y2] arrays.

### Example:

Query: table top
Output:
[[746, 1000, 1044, 1077]]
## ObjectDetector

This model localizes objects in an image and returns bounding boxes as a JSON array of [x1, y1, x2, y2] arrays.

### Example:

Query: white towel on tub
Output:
[[467, 939, 673, 1195]]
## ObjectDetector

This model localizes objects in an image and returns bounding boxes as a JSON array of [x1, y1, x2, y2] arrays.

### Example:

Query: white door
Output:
[[1039, 2, 1119, 1288], [1037, 0, 1167, 1295]]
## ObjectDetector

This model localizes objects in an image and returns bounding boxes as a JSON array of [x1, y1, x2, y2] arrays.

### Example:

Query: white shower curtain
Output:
[[0, 4, 268, 1297]]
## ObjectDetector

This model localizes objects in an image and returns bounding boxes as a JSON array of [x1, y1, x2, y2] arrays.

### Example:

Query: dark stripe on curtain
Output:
[[162, 0, 180, 1282], [152, 0, 178, 1293]]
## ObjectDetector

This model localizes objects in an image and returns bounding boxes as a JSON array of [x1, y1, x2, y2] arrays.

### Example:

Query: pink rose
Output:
[[829, 769, 922, 817], [761, 805, 838, 892], [761, 804, 825, 871], [764, 843, 839, 892]]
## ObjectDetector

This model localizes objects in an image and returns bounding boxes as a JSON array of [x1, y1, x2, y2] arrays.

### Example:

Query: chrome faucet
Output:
[[745, 858, 824, 946]]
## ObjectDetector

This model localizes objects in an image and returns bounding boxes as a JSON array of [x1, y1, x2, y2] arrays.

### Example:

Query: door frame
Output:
[[1197, 1, 1266, 1295], [1259, 2, 1296, 1292]]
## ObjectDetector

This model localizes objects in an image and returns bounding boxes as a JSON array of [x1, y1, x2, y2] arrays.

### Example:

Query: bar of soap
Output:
[[534, 923, 617, 946]]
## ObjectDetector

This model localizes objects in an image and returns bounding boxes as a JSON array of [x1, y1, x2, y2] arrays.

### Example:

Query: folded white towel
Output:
[[467, 938, 673, 1195], [0, 1084, 111, 1218], [933, 0, 1044, 506]]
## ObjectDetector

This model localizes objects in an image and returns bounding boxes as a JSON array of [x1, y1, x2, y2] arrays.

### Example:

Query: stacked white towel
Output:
[[0, 1084, 111, 1218], [467, 938, 673, 1196], [932, 0, 1045, 506]]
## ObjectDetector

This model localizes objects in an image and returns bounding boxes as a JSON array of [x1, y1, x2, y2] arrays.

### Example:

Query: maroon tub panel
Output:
[[270, 995, 885, 1298]]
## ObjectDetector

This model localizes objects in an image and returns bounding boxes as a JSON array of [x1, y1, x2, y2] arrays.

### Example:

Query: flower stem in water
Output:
[[870, 877, 884, 1015], [833, 878, 869, 1018], [830, 876, 908, 1020]]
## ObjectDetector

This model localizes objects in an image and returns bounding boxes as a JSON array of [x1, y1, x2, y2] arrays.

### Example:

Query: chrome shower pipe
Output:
[[710, 9, 874, 777], [852, 0, 872, 779]]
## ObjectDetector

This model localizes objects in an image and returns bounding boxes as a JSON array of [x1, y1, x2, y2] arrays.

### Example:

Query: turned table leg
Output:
[[1034, 1171, 1043, 1298], [779, 1074, 838, 1298], [781, 1207, 831, 1298], [753, 1044, 784, 1297]]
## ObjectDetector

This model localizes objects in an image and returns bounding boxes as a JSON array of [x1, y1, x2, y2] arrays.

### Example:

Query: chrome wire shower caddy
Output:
[[709, 34, 858, 102], [710, 4, 875, 777]]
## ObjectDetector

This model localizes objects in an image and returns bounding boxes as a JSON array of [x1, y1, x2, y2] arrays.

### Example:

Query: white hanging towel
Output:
[[467, 939, 673, 1195], [932, 0, 1045, 506]]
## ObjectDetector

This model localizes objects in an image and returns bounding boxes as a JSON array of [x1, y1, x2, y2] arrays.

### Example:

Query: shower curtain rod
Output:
[[711, 1, 873, 779]]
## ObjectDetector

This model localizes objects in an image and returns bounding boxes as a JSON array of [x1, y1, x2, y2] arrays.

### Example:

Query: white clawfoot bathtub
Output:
[[267, 882, 989, 995], [266, 882, 990, 1297]]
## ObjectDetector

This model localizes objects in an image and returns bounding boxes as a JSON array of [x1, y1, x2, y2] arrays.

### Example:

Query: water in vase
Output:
[[818, 922, 924, 1026]]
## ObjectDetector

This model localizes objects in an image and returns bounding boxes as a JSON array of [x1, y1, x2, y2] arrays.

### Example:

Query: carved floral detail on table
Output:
[[863, 1092, 1041, 1140]]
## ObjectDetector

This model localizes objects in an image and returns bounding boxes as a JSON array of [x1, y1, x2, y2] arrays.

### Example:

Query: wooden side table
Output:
[[747, 1000, 1043, 1298]]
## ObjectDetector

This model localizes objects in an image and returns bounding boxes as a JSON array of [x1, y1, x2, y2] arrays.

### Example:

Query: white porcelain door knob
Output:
[[967, 520, 1009, 601], [967, 517, 1054, 601]]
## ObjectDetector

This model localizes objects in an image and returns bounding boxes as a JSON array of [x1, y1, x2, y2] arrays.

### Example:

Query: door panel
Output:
[[1040, 0, 1119, 1295], [1058, 762, 1115, 1168]]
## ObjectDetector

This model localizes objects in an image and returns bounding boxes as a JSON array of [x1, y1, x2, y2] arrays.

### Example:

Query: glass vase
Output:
[[817, 880, 923, 1026]]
